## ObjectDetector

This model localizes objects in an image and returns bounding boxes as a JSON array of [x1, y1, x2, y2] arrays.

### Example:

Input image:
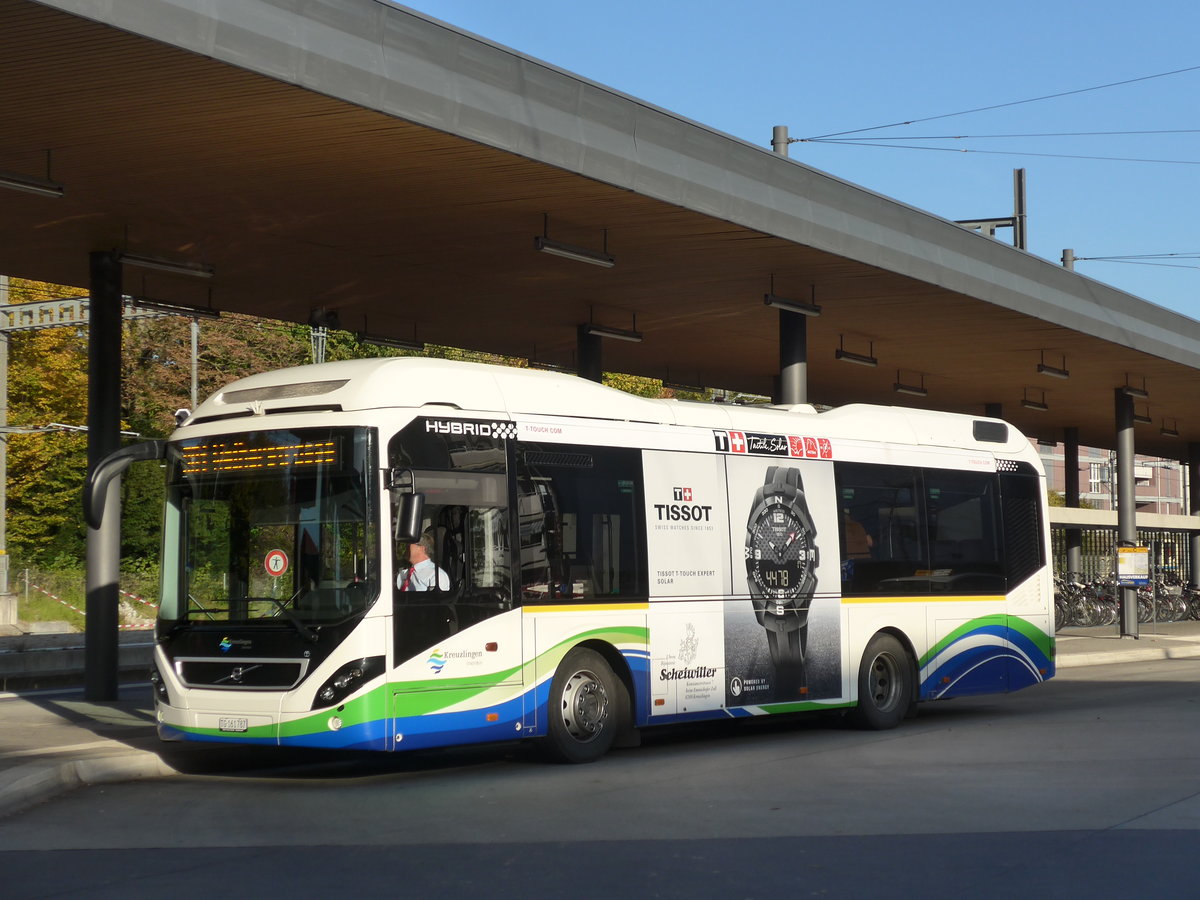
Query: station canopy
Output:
[[3, 0, 1200, 458]]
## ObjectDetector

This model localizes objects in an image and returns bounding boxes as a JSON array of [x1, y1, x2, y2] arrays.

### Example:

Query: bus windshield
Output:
[[159, 427, 378, 628]]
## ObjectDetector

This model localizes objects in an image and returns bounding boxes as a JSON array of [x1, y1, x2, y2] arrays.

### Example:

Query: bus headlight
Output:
[[311, 656, 384, 709], [149, 664, 169, 703]]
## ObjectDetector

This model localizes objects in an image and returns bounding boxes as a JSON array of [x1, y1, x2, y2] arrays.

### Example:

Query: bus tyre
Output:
[[544, 648, 620, 764], [849, 633, 913, 731]]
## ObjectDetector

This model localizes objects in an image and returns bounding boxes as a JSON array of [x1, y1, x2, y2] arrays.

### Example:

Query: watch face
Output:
[[745, 501, 817, 599]]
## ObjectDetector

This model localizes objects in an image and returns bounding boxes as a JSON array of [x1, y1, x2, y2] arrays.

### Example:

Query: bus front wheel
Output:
[[849, 633, 913, 730], [544, 647, 621, 763]]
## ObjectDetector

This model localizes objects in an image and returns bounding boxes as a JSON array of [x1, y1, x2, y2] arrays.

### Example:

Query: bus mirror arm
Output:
[[83, 440, 167, 529]]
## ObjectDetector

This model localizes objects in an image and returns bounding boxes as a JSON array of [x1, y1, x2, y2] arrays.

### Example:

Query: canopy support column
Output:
[[1064, 427, 1083, 578], [1189, 443, 1200, 590], [85, 251, 123, 700], [577, 324, 602, 384], [777, 310, 807, 405], [1115, 389, 1138, 639]]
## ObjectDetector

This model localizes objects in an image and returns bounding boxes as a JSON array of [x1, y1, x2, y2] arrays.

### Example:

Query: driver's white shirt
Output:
[[397, 558, 449, 591]]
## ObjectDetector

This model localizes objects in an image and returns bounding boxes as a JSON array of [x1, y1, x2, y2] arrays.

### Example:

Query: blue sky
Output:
[[400, 0, 1200, 318]]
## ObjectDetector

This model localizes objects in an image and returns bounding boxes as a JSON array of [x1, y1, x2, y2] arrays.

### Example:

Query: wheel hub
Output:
[[561, 669, 609, 741]]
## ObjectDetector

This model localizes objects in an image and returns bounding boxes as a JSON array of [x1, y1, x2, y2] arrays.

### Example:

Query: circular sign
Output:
[[264, 549, 290, 577]]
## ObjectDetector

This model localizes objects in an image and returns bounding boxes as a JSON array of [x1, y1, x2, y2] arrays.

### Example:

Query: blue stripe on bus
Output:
[[922, 623, 1053, 700]]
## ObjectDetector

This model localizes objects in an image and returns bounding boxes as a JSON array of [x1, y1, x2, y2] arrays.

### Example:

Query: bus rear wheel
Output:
[[544, 647, 620, 763], [849, 633, 913, 730]]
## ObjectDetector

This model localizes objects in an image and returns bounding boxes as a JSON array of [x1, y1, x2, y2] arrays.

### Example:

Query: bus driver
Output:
[[397, 532, 450, 592]]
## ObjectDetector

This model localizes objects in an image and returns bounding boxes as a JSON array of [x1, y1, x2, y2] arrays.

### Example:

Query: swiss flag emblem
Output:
[[728, 431, 747, 453]]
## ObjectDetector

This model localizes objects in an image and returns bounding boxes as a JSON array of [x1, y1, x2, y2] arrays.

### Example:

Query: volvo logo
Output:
[[216, 663, 260, 685]]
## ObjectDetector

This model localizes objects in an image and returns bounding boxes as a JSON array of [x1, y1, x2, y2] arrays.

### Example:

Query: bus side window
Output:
[[924, 469, 1004, 593], [999, 470, 1045, 588], [835, 463, 926, 595], [516, 443, 647, 602]]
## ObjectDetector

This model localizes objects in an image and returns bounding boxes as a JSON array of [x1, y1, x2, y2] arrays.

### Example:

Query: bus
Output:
[[87, 357, 1055, 763]]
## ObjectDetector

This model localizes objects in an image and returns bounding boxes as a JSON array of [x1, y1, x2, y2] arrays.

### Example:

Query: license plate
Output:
[[218, 716, 249, 733]]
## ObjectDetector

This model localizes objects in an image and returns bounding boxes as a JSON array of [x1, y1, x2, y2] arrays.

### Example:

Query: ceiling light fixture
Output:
[[1162, 419, 1180, 438], [893, 371, 927, 398], [535, 216, 614, 268], [119, 252, 214, 279], [583, 323, 643, 343], [0, 167, 64, 198], [763, 293, 821, 317], [1120, 376, 1149, 399], [1021, 387, 1048, 411], [1037, 351, 1069, 379], [126, 297, 220, 320], [763, 277, 821, 317], [357, 333, 425, 352], [529, 360, 577, 373], [535, 236, 615, 268], [835, 336, 877, 367]]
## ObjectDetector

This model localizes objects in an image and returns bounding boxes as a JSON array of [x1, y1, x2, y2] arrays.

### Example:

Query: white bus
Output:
[[89, 357, 1054, 762]]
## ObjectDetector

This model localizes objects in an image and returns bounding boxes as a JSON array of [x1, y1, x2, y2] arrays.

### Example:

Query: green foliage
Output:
[[1047, 490, 1096, 510], [6, 281, 90, 566]]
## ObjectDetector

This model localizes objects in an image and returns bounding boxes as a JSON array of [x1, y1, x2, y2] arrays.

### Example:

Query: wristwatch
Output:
[[744, 465, 819, 685]]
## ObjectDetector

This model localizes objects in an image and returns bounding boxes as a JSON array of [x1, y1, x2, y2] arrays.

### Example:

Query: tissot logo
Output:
[[655, 502, 713, 521], [712, 430, 747, 453], [673, 487, 693, 502]]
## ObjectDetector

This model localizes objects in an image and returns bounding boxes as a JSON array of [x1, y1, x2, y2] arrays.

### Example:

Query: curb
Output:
[[0, 748, 177, 819], [1056, 644, 1200, 669]]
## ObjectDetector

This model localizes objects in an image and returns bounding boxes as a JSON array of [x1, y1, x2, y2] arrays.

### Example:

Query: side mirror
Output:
[[83, 440, 166, 529], [394, 492, 425, 543]]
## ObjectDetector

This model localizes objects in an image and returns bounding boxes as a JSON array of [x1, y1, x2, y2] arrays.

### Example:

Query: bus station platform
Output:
[[2, 620, 1200, 819]]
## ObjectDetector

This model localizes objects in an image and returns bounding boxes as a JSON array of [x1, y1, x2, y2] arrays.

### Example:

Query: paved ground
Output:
[[2, 620, 1199, 819]]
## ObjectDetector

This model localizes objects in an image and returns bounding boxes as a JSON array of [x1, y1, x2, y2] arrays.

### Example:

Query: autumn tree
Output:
[[5, 280, 90, 566]]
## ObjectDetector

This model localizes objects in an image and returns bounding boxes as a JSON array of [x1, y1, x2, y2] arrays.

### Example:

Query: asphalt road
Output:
[[4, 657, 1200, 899]]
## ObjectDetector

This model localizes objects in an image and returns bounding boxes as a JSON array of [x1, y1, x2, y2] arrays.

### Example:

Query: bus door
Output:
[[388, 468, 523, 746]]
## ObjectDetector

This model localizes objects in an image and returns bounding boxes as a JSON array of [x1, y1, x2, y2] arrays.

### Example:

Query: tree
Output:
[[5, 280, 90, 566]]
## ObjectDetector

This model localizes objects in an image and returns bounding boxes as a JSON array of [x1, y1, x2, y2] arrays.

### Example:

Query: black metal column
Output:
[[577, 324, 602, 384], [1114, 389, 1138, 638], [1189, 443, 1200, 590], [1064, 426, 1083, 578], [85, 251, 122, 700], [778, 310, 807, 405]]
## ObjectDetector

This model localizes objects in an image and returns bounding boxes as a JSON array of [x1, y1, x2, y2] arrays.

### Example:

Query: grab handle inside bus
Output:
[[83, 440, 166, 529]]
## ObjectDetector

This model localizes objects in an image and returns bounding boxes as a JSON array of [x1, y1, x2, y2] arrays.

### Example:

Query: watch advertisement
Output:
[[642, 450, 842, 713], [643, 451, 733, 716], [725, 458, 842, 706]]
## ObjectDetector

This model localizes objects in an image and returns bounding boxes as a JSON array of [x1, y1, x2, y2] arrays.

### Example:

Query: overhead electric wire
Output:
[[812, 129, 1200, 141], [1077, 259, 1200, 270], [804, 63, 1200, 140], [1073, 252, 1200, 270], [800, 139, 1200, 165], [1075, 252, 1200, 260]]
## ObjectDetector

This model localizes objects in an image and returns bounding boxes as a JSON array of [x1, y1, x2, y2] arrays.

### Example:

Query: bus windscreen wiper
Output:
[[264, 589, 319, 643]]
